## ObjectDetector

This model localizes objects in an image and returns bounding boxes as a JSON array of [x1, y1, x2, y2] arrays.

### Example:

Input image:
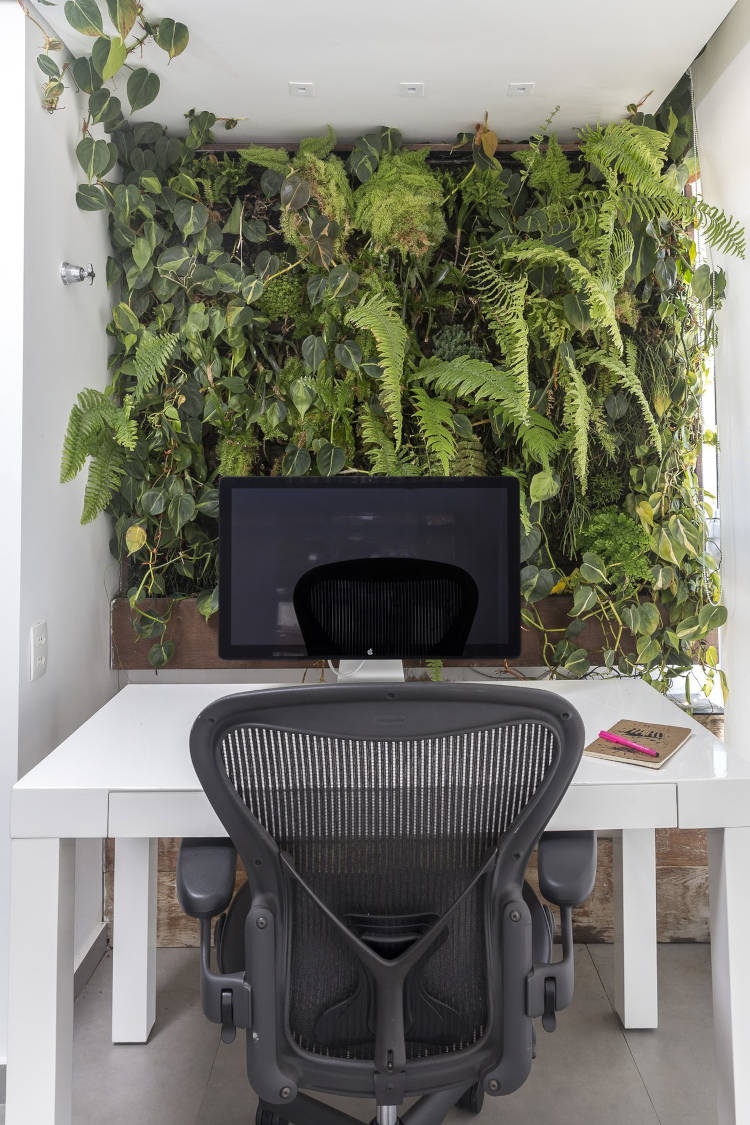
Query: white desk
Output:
[[5, 678, 748, 1125]]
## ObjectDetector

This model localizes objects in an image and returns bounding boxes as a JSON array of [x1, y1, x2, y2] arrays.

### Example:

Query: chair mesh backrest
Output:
[[219, 719, 558, 1059]]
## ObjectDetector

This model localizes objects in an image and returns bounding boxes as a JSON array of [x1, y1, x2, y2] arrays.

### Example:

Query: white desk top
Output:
[[11, 678, 745, 839]]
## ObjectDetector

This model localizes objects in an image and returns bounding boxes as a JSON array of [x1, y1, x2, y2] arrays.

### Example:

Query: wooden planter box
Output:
[[110, 595, 631, 670]]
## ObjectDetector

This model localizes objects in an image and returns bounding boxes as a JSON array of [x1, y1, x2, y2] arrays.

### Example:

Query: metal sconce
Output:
[[60, 262, 95, 286]]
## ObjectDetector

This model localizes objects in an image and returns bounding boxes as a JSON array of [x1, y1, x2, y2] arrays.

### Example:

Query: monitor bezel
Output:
[[218, 476, 521, 661]]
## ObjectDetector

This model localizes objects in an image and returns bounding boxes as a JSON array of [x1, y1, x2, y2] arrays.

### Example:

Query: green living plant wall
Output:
[[37, 2, 743, 694]]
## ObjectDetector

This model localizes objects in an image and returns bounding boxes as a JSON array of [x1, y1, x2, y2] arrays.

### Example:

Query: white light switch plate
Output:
[[29, 620, 48, 681], [399, 81, 424, 98], [288, 81, 315, 97]]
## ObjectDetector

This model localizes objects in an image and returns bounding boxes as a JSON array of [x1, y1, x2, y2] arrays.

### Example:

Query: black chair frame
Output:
[[179, 683, 596, 1125]]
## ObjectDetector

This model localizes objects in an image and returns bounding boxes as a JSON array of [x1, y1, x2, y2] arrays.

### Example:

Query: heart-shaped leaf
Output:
[[290, 379, 316, 419], [157, 245, 192, 273], [519, 525, 541, 563], [307, 275, 328, 306], [571, 585, 597, 616], [253, 252, 279, 281], [75, 183, 108, 211], [579, 552, 607, 584], [132, 237, 152, 272], [302, 334, 327, 372], [327, 263, 359, 298], [348, 146, 379, 183], [241, 275, 264, 304], [196, 586, 219, 621], [698, 602, 728, 632], [334, 340, 362, 370], [174, 199, 208, 237], [316, 443, 346, 476], [260, 169, 283, 197], [520, 565, 556, 604], [125, 524, 147, 554], [112, 302, 140, 333], [76, 136, 115, 180], [37, 54, 61, 78], [64, 0, 103, 37], [154, 17, 190, 59], [70, 56, 103, 93], [91, 34, 126, 80], [148, 640, 175, 668], [282, 447, 311, 476], [127, 67, 161, 113], [140, 488, 167, 516], [280, 173, 311, 210], [105, 0, 137, 37], [88, 87, 122, 129], [529, 469, 560, 503], [167, 492, 196, 533]]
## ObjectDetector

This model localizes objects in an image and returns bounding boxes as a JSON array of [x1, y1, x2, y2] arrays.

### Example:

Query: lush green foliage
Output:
[[41, 3, 738, 690]]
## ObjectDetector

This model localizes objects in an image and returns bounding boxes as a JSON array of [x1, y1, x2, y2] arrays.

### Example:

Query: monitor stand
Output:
[[336, 660, 405, 683]]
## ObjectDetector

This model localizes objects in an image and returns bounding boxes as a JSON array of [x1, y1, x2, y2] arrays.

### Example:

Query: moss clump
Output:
[[258, 270, 305, 322], [281, 153, 354, 260], [217, 431, 259, 477], [431, 323, 484, 361], [353, 150, 447, 257], [615, 289, 641, 328], [576, 506, 652, 583], [587, 469, 625, 510]]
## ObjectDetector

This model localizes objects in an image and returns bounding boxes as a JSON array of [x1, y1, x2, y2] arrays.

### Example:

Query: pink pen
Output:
[[598, 730, 659, 758]]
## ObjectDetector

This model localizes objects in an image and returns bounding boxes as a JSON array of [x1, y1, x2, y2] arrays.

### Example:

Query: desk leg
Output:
[[6, 838, 75, 1125], [612, 828, 658, 1028], [112, 837, 157, 1043], [708, 827, 750, 1125]]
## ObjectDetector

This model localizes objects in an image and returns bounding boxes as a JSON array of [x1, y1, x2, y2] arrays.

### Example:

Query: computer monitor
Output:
[[218, 477, 520, 661]]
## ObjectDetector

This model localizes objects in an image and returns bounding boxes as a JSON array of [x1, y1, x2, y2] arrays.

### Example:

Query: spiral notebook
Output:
[[584, 719, 692, 769]]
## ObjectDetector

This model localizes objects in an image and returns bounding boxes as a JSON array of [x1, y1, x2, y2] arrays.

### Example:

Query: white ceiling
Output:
[[37, 0, 736, 143]]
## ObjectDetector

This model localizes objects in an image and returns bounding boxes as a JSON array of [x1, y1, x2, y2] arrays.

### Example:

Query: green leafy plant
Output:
[[43, 2, 739, 691]]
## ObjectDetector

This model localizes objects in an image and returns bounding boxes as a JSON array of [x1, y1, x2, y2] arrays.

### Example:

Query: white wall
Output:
[[693, 2, 750, 749], [0, 0, 27, 1078], [0, 6, 121, 1063]]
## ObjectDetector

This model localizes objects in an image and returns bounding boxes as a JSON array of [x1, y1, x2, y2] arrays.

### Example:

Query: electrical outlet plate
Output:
[[398, 81, 424, 98], [288, 81, 315, 97], [29, 620, 48, 682], [507, 81, 536, 97]]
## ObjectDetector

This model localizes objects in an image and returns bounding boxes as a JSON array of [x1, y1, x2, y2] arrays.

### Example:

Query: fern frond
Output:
[[345, 295, 408, 446], [452, 432, 487, 476], [580, 122, 671, 196], [81, 438, 126, 524], [60, 388, 136, 485], [133, 332, 179, 404], [418, 357, 519, 415], [580, 344, 662, 455], [359, 406, 420, 475], [60, 404, 86, 482], [561, 363, 592, 490], [515, 132, 585, 204], [590, 404, 617, 459], [503, 242, 621, 351], [469, 251, 530, 420], [693, 200, 746, 258], [518, 410, 560, 469], [411, 388, 456, 475]]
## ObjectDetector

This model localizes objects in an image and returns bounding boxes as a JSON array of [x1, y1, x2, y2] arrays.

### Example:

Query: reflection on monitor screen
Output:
[[219, 477, 520, 660]]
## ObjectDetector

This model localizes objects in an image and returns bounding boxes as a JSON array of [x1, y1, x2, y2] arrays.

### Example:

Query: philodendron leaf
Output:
[[571, 585, 597, 615], [638, 602, 661, 636], [307, 276, 328, 306], [241, 275, 264, 304], [579, 552, 607, 584], [253, 251, 280, 281], [112, 302, 140, 333], [148, 640, 175, 668], [290, 379, 315, 418], [529, 469, 560, 504], [196, 586, 219, 622], [280, 173, 311, 210], [520, 564, 556, 603], [140, 488, 167, 516], [37, 54, 61, 78], [76, 136, 115, 180], [105, 0, 137, 37], [157, 245, 192, 273], [519, 525, 541, 563], [301, 334, 327, 372], [91, 34, 127, 80], [75, 183, 108, 210], [282, 447, 311, 476], [127, 68, 161, 113], [125, 524, 147, 554], [698, 602, 728, 632], [70, 56, 103, 93], [155, 18, 190, 59], [327, 263, 359, 298], [167, 492, 196, 533], [316, 443, 346, 477], [174, 198, 208, 237], [334, 340, 362, 370], [562, 647, 590, 677], [64, 0, 104, 37]]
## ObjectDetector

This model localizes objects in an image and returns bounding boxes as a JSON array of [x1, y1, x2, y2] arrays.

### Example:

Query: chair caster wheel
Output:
[[256, 1107, 287, 1125], [458, 1082, 485, 1114]]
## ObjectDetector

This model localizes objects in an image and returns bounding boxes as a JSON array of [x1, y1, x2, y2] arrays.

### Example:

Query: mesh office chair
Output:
[[178, 683, 596, 1125]]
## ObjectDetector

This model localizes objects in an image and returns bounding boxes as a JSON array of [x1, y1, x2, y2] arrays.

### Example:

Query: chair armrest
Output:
[[538, 831, 597, 907], [177, 837, 237, 919]]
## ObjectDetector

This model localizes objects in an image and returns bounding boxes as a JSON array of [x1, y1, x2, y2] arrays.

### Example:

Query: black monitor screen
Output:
[[219, 477, 520, 660]]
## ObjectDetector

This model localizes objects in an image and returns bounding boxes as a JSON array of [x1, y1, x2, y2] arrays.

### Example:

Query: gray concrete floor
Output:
[[61, 944, 715, 1125]]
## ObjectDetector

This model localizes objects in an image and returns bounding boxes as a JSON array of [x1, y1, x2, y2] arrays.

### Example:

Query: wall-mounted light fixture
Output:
[[60, 262, 95, 286]]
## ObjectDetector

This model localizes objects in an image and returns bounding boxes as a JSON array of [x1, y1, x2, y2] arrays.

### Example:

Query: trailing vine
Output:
[[33, 2, 740, 695]]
